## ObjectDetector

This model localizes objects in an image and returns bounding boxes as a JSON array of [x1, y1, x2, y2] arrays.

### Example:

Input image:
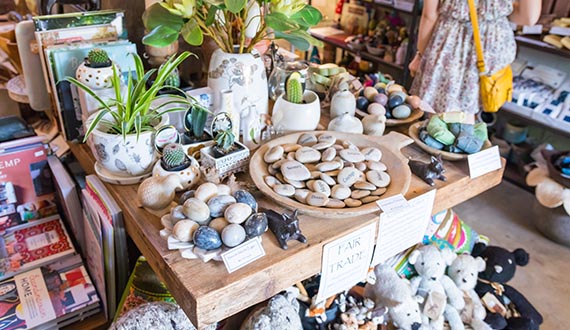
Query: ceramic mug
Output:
[[271, 90, 321, 133]]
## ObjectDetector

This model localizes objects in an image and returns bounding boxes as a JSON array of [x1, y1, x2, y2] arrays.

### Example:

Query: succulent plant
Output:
[[87, 48, 111, 68], [162, 143, 187, 168], [215, 129, 235, 153], [286, 72, 304, 104]]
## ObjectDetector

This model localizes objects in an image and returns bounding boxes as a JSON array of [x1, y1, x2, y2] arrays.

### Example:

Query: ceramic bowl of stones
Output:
[[159, 182, 267, 262], [249, 131, 413, 218]]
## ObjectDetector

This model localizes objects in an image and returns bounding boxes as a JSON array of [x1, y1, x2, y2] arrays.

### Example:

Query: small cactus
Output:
[[286, 72, 304, 104], [162, 143, 187, 168], [215, 129, 235, 153], [87, 48, 111, 68]]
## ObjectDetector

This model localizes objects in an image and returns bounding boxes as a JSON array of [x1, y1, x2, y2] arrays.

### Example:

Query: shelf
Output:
[[515, 35, 570, 58], [501, 102, 570, 138], [310, 32, 405, 71], [363, 0, 415, 15], [69, 113, 505, 329]]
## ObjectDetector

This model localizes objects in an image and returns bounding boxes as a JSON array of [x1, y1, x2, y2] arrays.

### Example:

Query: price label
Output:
[[376, 194, 409, 213], [468, 146, 502, 179], [521, 24, 543, 35], [221, 237, 265, 273]]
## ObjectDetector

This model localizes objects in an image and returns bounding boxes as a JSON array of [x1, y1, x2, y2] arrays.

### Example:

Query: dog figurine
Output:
[[265, 209, 307, 250]]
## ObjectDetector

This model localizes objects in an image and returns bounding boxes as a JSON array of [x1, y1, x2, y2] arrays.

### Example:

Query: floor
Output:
[[455, 181, 570, 329]]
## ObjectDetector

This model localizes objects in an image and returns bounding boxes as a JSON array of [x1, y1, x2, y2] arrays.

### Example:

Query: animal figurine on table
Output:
[[408, 245, 465, 330], [265, 209, 307, 250], [447, 254, 492, 330], [472, 243, 543, 330], [409, 154, 446, 186]]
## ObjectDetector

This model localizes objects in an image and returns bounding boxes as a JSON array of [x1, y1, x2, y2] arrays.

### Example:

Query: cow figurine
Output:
[[409, 154, 447, 186], [265, 209, 307, 250]]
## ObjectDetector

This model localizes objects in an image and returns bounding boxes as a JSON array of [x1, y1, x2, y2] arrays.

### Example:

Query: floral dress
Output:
[[410, 0, 516, 114]]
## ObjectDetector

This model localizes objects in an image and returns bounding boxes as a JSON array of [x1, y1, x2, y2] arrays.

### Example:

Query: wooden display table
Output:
[[70, 129, 504, 329]]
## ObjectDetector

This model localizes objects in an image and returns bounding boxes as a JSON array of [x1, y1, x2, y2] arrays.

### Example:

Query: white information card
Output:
[[468, 146, 502, 179], [372, 189, 436, 266], [316, 223, 376, 303], [222, 237, 265, 273], [376, 194, 409, 213]]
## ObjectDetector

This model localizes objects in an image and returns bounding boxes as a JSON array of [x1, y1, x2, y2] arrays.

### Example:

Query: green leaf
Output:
[[224, 0, 246, 14], [290, 5, 322, 27], [83, 109, 111, 142], [191, 104, 208, 137], [143, 3, 184, 31], [142, 25, 180, 47], [273, 31, 310, 50], [205, 6, 218, 26], [266, 12, 298, 32], [181, 20, 203, 46]]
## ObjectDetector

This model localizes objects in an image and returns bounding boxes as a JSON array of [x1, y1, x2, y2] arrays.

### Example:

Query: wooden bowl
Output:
[[408, 121, 493, 161], [249, 131, 413, 218], [355, 107, 423, 126]]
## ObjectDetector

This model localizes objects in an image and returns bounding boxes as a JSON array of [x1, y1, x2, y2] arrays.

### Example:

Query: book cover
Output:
[[0, 142, 57, 227], [33, 10, 126, 39], [0, 216, 76, 281], [0, 260, 99, 329], [47, 156, 84, 253]]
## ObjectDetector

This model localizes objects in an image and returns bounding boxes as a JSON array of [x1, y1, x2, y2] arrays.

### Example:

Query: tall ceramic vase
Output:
[[208, 48, 268, 134]]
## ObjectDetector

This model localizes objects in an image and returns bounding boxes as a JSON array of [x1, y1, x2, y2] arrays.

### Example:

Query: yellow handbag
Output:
[[467, 0, 513, 113]]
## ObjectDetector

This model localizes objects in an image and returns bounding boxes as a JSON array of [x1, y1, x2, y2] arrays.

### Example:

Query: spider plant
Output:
[[65, 51, 196, 142]]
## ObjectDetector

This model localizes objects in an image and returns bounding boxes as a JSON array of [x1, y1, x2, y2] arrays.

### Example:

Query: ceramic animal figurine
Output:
[[330, 83, 356, 119], [265, 209, 307, 250], [328, 112, 364, 134], [137, 174, 182, 211], [409, 154, 446, 186], [362, 113, 386, 136]]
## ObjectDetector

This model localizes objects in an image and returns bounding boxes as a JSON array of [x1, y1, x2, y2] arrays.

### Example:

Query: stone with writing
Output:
[[339, 149, 365, 163], [298, 133, 318, 146], [312, 180, 332, 197], [295, 147, 321, 163], [264, 145, 284, 163], [331, 184, 352, 200], [306, 192, 330, 207], [316, 161, 341, 172], [281, 160, 311, 181], [321, 147, 337, 162], [361, 147, 382, 162], [366, 161, 388, 172], [337, 167, 362, 187], [366, 170, 391, 188]]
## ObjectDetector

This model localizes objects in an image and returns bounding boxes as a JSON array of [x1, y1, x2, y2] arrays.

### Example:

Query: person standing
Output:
[[409, 0, 541, 115]]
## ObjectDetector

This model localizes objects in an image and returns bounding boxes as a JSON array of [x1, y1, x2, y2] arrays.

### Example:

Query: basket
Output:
[[200, 141, 250, 179]]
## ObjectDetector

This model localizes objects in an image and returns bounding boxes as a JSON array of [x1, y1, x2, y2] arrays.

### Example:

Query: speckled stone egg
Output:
[[172, 220, 199, 243], [224, 203, 253, 224], [208, 195, 237, 218], [182, 198, 211, 224], [233, 190, 258, 212], [221, 224, 246, 248], [179, 190, 195, 205], [388, 94, 405, 110], [244, 212, 268, 238], [193, 226, 222, 250], [392, 104, 412, 119], [356, 96, 369, 111]]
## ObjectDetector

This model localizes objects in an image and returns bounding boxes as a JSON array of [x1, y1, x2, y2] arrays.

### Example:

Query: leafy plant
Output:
[[286, 71, 303, 103], [65, 51, 196, 143], [214, 128, 235, 153], [142, 0, 323, 54]]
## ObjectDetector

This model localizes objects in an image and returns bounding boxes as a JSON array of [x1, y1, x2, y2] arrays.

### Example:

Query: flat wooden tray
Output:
[[408, 121, 492, 161], [355, 107, 423, 126], [250, 131, 413, 218]]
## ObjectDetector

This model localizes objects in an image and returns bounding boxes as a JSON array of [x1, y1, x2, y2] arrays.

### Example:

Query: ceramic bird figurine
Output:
[[137, 174, 182, 211]]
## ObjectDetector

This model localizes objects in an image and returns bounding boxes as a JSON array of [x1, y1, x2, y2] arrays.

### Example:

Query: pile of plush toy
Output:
[[363, 243, 543, 330]]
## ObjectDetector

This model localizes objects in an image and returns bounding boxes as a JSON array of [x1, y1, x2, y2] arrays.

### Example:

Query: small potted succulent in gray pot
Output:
[[65, 51, 195, 181], [200, 127, 250, 180], [152, 143, 200, 191]]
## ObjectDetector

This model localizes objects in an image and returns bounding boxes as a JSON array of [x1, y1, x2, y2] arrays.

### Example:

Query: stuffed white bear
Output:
[[409, 245, 465, 330], [447, 254, 491, 330], [364, 264, 424, 330]]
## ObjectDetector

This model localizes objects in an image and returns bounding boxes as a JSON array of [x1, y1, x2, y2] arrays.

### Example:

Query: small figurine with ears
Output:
[[409, 154, 446, 186]]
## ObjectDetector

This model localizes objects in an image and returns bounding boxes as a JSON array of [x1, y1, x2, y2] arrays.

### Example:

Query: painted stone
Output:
[[281, 161, 311, 181]]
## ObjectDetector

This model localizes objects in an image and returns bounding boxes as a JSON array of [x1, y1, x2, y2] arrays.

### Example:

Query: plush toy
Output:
[[447, 254, 491, 330], [408, 245, 465, 330], [364, 264, 423, 330], [472, 243, 543, 330]]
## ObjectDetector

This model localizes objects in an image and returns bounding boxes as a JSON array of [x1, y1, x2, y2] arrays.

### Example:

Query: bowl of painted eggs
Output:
[[355, 84, 424, 126]]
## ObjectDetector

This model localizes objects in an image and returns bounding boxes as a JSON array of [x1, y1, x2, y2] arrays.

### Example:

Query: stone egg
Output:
[[182, 198, 211, 224], [225, 202, 253, 224], [244, 212, 268, 238], [374, 82, 386, 90], [173, 220, 199, 242], [367, 103, 386, 116], [406, 95, 422, 109], [179, 190, 195, 205], [170, 205, 186, 220], [222, 224, 246, 248], [209, 217, 230, 232], [208, 195, 237, 218], [216, 184, 231, 196], [390, 91, 408, 100], [388, 95, 405, 109], [388, 84, 406, 94], [356, 96, 369, 111], [363, 87, 378, 101], [193, 226, 222, 250], [392, 104, 412, 119], [195, 182, 218, 203], [373, 93, 388, 106], [385, 109, 393, 119], [233, 190, 258, 212]]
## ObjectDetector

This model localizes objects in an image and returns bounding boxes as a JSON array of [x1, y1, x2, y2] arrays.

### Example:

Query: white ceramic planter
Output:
[[208, 49, 268, 122], [76, 62, 117, 90], [200, 141, 250, 180], [87, 110, 168, 177], [271, 90, 321, 133], [152, 156, 201, 191]]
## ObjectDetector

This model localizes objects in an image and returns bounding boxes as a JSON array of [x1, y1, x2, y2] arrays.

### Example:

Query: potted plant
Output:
[[142, 0, 323, 119], [200, 128, 250, 179], [76, 48, 115, 90], [65, 51, 195, 180], [153, 143, 201, 190], [271, 72, 321, 132]]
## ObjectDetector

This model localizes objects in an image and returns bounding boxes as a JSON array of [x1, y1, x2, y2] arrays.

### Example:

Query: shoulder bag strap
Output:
[[467, 0, 487, 74]]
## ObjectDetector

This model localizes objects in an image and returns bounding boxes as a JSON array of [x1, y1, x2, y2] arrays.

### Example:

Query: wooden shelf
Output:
[[515, 35, 570, 58], [501, 102, 570, 138], [69, 113, 504, 329]]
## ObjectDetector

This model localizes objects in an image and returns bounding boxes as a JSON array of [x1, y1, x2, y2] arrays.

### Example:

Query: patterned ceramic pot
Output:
[[87, 109, 168, 177], [76, 61, 118, 90], [208, 49, 268, 125]]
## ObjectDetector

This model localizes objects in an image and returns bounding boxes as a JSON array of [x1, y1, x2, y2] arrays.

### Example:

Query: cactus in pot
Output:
[[86, 48, 112, 68], [212, 129, 238, 158], [161, 143, 190, 170], [286, 72, 304, 104]]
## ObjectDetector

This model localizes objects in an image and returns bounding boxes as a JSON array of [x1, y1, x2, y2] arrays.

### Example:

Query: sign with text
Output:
[[372, 189, 436, 266], [468, 146, 502, 179], [376, 194, 409, 213], [316, 223, 376, 303], [222, 237, 265, 273]]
